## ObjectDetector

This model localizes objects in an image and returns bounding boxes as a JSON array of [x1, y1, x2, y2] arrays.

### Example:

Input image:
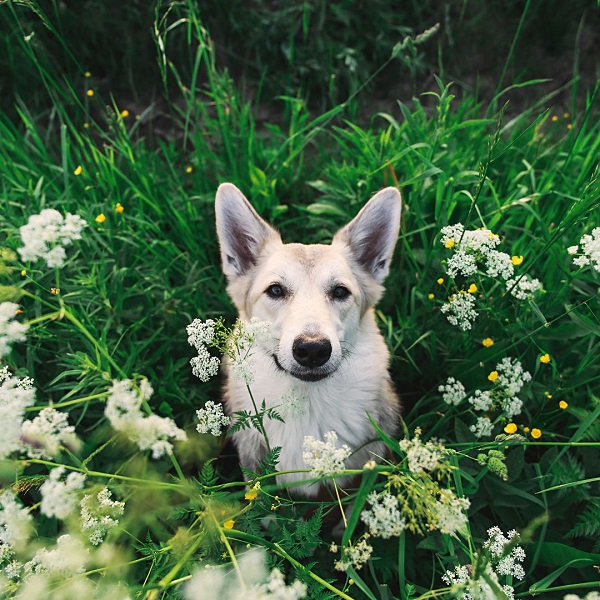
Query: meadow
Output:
[[0, 1, 599, 598]]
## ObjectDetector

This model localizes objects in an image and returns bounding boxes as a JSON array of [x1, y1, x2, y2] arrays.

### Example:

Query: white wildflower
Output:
[[184, 548, 305, 600], [569, 227, 600, 273], [442, 564, 470, 587], [228, 318, 272, 385], [484, 527, 525, 579], [0, 490, 33, 550], [40, 466, 86, 519], [439, 377, 467, 405], [564, 594, 600, 600], [23, 534, 88, 577], [495, 357, 531, 396], [470, 416, 494, 438], [398, 429, 444, 474], [196, 400, 230, 436], [334, 538, 373, 572], [21, 407, 80, 458], [360, 491, 405, 538], [80, 487, 125, 545], [506, 275, 542, 300], [187, 318, 217, 349], [502, 396, 523, 419], [104, 378, 187, 459], [0, 368, 36, 459], [485, 250, 514, 280], [447, 250, 478, 278], [18, 209, 87, 268], [441, 292, 478, 330], [252, 568, 307, 599], [190, 346, 221, 382], [0, 302, 29, 358], [279, 388, 308, 419], [302, 431, 351, 477], [435, 489, 470, 535], [469, 389, 493, 412]]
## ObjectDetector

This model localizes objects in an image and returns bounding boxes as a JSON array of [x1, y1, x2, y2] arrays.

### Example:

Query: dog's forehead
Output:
[[262, 242, 351, 279]]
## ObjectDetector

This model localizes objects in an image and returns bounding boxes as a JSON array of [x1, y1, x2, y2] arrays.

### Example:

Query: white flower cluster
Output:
[[104, 378, 187, 458], [196, 400, 230, 436], [439, 377, 467, 405], [302, 431, 351, 477], [227, 318, 272, 385], [187, 318, 221, 382], [18, 208, 87, 269], [360, 490, 405, 538], [0, 490, 33, 552], [443, 526, 526, 600], [21, 407, 80, 458], [0, 367, 80, 461], [441, 292, 478, 331], [333, 538, 373, 572], [439, 224, 543, 330], [435, 489, 470, 535], [564, 593, 600, 600], [398, 429, 444, 474], [80, 487, 125, 545], [183, 548, 306, 600], [0, 367, 36, 459], [569, 227, 600, 273], [0, 302, 29, 358], [440, 357, 531, 437], [40, 467, 86, 519], [23, 533, 88, 578]]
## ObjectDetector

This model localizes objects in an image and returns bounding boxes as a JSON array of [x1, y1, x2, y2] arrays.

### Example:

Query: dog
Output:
[[215, 183, 401, 497]]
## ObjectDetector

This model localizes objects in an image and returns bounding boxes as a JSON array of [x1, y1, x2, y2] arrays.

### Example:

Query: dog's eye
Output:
[[266, 284, 286, 299], [331, 285, 351, 300]]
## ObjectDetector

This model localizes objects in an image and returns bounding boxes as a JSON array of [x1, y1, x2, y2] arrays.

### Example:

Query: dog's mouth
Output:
[[272, 354, 332, 382]]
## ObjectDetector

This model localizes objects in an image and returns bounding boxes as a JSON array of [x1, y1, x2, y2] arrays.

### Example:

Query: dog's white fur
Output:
[[215, 183, 401, 496]]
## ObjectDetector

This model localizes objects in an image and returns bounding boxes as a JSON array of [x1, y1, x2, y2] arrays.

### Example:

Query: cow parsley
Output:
[[0, 302, 29, 359], [302, 431, 351, 477]]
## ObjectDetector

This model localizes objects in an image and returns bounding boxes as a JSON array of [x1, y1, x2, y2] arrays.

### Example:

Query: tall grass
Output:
[[0, 1, 598, 599]]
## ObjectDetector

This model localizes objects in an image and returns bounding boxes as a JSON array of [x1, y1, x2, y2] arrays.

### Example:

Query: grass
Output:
[[0, 1, 599, 599]]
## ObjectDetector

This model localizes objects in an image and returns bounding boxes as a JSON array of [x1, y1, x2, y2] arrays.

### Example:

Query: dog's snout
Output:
[[292, 336, 332, 368]]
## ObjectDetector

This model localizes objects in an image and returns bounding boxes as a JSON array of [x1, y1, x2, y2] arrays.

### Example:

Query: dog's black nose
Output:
[[292, 336, 332, 368]]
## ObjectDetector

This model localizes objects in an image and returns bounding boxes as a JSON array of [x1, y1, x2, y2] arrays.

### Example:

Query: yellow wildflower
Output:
[[551, 115, 559, 122], [95, 213, 106, 224], [223, 519, 235, 529], [74, 165, 83, 176], [428, 293, 435, 300], [567, 123, 573, 130], [523, 426, 530, 433], [511, 255, 524, 266], [115, 203, 124, 213], [245, 483, 260, 501], [186, 166, 193, 174], [437, 278, 444, 285], [468, 283, 477, 294], [87, 89, 94, 97], [504, 423, 517, 434], [559, 400, 568, 410], [540, 353, 551, 364], [120, 109, 129, 118], [482, 338, 494, 348], [488, 371, 499, 382], [531, 428, 542, 439], [83, 122, 89, 129], [563, 112, 570, 118], [50, 287, 60, 295], [84, 71, 91, 78], [21, 270, 27, 277], [444, 238, 455, 249]]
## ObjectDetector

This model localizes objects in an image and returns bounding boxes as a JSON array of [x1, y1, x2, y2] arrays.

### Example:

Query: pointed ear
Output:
[[333, 187, 401, 283], [215, 183, 280, 279]]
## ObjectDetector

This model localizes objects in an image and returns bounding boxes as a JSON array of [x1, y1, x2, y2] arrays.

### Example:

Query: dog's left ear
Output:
[[334, 187, 402, 283]]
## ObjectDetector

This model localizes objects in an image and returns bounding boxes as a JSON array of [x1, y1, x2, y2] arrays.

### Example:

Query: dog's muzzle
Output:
[[273, 335, 334, 382]]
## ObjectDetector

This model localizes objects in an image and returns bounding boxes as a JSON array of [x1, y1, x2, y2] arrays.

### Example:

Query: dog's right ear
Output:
[[215, 183, 280, 279]]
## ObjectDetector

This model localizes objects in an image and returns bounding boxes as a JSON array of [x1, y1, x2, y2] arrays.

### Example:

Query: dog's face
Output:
[[215, 184, 401, 383]]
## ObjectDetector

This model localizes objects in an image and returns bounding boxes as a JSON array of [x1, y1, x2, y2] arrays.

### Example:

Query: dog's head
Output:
[[215, 183, 401, 382]]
